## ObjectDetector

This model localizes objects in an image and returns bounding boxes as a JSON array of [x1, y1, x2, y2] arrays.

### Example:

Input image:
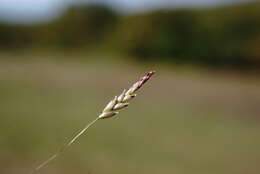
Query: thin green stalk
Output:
[[31, 117, 99, 174]]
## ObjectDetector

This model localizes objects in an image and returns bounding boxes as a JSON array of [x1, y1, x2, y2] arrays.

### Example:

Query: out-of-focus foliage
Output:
[[0, 2, 260, 69], [115, 10, 200, 62], [0, 4, 119, 50], [115, 2, 260, 68], [50, 4, 119, 48]]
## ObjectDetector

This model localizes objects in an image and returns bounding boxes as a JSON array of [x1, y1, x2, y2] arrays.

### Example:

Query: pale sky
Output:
[[0, 0, 252, 24]]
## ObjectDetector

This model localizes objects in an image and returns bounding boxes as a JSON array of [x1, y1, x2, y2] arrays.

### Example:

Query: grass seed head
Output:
[[99, 71, 155, 120]]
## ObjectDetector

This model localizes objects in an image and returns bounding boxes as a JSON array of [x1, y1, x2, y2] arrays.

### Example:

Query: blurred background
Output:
[[0, 0, 260, 174]]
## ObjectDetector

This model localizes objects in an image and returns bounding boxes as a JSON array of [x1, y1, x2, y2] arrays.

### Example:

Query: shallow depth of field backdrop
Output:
[[1, 0, 260, 174]]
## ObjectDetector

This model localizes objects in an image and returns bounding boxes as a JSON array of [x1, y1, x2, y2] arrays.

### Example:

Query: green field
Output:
[[0, 54, 260, 174]]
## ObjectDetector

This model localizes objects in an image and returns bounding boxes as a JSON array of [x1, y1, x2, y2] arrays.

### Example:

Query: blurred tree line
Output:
[[0, 4, 118, 50], [0, 2, 260, 69]]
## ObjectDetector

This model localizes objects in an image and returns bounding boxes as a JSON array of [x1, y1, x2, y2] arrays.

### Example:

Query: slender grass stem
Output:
[[31, 117, 99, 174]]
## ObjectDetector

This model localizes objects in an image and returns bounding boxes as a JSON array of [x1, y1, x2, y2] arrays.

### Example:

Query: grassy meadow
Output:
[[0, 53, 260, 174]]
